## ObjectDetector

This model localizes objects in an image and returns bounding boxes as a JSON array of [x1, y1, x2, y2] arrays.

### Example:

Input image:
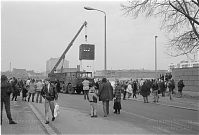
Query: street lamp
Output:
[[84, 6, 107, 71], [155, 36, 158, 76]]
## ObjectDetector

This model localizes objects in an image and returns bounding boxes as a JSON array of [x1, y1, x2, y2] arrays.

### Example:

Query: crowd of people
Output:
[[1, 76, 59, 125], [83, 73, 185, 118], [1, 73, 185, 125]]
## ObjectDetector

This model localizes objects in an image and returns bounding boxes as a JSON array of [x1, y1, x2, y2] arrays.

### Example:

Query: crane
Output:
[[49, 21, 87, 75]]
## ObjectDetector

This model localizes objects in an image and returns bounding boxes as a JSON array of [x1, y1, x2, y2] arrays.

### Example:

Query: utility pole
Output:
[[155, 36, 158, 77], [10, 62, 11, 72]]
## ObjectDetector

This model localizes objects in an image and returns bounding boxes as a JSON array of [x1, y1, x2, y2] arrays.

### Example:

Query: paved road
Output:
[[56, 93, 199, 134], [2, 93, 198, 134]]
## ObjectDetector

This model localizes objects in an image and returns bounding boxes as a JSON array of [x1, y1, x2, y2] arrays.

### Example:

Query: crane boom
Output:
[[49, 21, 87, 74]]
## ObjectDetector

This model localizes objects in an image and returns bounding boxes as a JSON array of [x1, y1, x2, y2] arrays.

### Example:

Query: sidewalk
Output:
[[128, 92, 199, 111], [182, 91, 199, 100], [1, 99, 47, 135]]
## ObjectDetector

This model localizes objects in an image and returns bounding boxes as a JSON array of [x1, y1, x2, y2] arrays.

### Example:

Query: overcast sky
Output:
[[1, 0, 187, 72]]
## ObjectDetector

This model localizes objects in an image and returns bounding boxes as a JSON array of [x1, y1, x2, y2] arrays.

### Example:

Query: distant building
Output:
[[94, 69, 167, 79], [12, 68, 28, 79], [168, 60, 199, 71], [46, 58, 69, 75]]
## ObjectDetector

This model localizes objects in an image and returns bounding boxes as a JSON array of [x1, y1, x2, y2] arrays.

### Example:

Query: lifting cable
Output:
[[85, 23, 87, 42]]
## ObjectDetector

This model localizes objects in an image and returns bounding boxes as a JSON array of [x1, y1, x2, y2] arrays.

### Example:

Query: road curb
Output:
[[130, 98, 198, 111], [28, 103, 58, 135]]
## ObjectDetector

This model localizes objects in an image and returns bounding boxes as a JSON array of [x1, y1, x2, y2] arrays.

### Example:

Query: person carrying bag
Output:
[[41, 79, 58, 124]]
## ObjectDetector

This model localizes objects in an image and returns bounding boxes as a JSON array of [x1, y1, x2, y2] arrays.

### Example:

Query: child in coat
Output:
[[88, 85, 98, 118], [22, 85, 28, 101], [113, 80, 122, 114]]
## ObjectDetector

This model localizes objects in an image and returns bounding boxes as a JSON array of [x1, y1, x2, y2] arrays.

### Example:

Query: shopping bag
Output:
[[54, 102, 60, 117]]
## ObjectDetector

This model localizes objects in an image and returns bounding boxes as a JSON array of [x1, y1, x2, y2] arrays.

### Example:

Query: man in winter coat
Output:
[[178, 79, 185, 98], [11, 77, 19, 101], [41, 79, 58, 124], [152, 80, 159, 103], [132, 81, 138, 98], [98, 78, 113, 117], [167, 78, 175, 100], [35, 80, 43, 103], [1, 75, 17, 125], [158, 79, 166, 97], [82, 78, 90, 100], [28, 79, 36, 102]]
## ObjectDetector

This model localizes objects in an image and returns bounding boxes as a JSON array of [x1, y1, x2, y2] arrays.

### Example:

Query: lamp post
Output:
[[155, 36, 158, 76], [84, 6, 107, 71]]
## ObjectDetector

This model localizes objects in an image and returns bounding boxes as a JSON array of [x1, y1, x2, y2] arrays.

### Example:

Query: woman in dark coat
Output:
[[98, 78, 113, 117], [11, 78, 20, 101], [140, 80, 151, 103]]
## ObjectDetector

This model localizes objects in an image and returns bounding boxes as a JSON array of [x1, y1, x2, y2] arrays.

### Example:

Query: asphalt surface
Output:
[[1, 93, 199, 134], [57, 93, 199, 134]]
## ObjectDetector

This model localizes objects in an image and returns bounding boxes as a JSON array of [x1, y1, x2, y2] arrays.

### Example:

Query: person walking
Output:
[[167, 78, 175, 100], [11, 78, 20, 101], [98, 78, 113, 117], [1, 75, 17, 125], [22, 84, 28, 101], [82, 78, 90, 100], [158, 79, 166, 97], [122, 81, 128, 100], [140, 80, 151, 103], [152, 80, 159, 103], [41, 79, 58, 124], [113, 80, 122, 114], [178, 79, 185, 98], [28, 79, 36, 102], [35, 80, 43, 103], [126, 81, 133, 99], [132, 81, 137, 98], [88, 84, 98, 118]]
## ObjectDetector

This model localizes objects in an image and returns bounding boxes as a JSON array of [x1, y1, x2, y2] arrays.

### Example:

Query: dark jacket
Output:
[[168, 79, 175, 90], [178, 80, 185, 91], [1, 81, 13, 98], [41, 83, 58, 101], [132, 82, 137, 93], [140, 81, 151, 97], [98, 82, 113, 101], [114, 85, 122, 102], [158, 80, 166, 92], [152, 82, 159, 91]]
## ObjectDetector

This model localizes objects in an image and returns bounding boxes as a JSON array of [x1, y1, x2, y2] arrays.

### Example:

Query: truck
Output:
[[48, 21, 94, 94], [48, 71, 94, 94]]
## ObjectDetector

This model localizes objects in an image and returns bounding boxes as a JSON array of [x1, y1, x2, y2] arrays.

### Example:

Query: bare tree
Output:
[[121, 0, 199, 57]]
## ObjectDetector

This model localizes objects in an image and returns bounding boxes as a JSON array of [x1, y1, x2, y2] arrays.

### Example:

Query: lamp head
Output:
[[84, 7, 96, 10]]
